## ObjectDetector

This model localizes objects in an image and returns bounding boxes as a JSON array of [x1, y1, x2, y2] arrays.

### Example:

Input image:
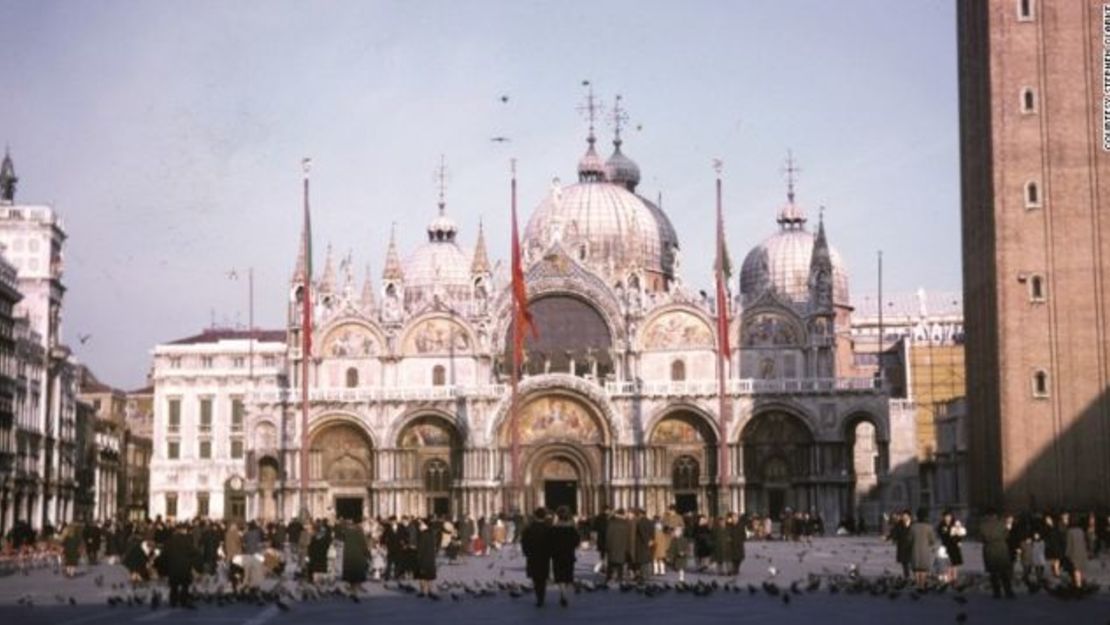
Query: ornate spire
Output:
[[809, 207, 834, 309], [471, 218, 491, 275], [1, 146, 17, 203], [292, 229, 306, 283], [319, 243, 336, 291], [576, 80, 606, 182], [360, 262, 376, 309], [777, 150, 807, 229], [383, 223, 405, 282], [605, 94, 640, 192], [427, 155, 459, 242]]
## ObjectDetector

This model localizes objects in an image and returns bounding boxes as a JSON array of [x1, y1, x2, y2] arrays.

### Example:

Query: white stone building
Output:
[[0, 149, 79, 530], [150, 104, 914, 528], [148, 330, 286, 521]]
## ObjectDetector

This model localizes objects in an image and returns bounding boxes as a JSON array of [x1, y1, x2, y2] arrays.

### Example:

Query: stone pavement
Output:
[[0, 537, 1107, 625]]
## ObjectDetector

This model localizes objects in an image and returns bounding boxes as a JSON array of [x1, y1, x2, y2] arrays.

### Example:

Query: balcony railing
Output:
[[251, 376, 880, 404]]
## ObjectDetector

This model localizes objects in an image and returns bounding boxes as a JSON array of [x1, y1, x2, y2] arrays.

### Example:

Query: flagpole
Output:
[[509, 158, 521, 513], [714, 161, 731, 513], [300, 158, 312, 519]]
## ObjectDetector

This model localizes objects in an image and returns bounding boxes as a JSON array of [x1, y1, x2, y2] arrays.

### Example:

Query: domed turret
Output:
[[739, 155, 849, 306], [603, 95, 640, 192]]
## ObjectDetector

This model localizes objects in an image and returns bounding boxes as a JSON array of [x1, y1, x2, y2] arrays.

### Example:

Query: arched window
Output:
[[432, 365, 446, 386], [670, 359, 686, 382], [1033, 369, 1049, 397], [424, 458, 450, 493], [1018, 0, 1033, 20], [1030, 274, 1045, 301], [1021, 88, 1036, 113], [672, 456, 699, 491], [345, 367, 359, 388], [1025, 181, 1040, 208]]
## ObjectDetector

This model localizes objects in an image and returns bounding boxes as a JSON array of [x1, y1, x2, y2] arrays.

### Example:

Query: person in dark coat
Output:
[[164, 525, 198, 608], [341, 523, 369, 589], [306, 523, 331, 583], [727, 513, 746, 576], [414, 518, 438, 597], [550, 506, 579, 606], [937, 509, 965, 583], [521, 508, 553, 607], [693, 515, 713, 571], [634, 509, 653, 581], [1062, 512, 1089, 589], [604, 509, 630, 582], [84, 523, 102, 566], [980, 509, 1014, 598], [61, 523, 83, 577], [711, 517, 731, 575], [593, 508, 610, 574], [888, 510, 912, 579]]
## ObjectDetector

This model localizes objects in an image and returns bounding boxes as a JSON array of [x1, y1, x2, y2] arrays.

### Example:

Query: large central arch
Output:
[[497, 392, 611, 515], [308, 417, 375, 521], [740, 410, 814, 520]]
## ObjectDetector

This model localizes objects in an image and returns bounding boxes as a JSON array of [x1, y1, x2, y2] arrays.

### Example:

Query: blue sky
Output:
[[0, 0, 960, 387]]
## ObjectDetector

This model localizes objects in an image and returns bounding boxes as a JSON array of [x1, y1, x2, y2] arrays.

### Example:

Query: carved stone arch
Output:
[[737, 304, 808, 348], [399, 313, 476, 356], [644, 402, 722, 445], [638, 304, 716, 352], [735, 401, 818, 444], [490, 246, 627, 352], [840, 409, 890, 444], [307, 411, 379, 449], [523, 441, 600, 488], [488, 377, 617, 446], [318, 317, 386, 359], [388, 407, 465, 449]]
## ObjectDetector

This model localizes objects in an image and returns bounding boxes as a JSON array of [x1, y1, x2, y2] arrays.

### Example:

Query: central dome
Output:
[[524, 179, 678, 289], [740, 197, 849, 306], [403, 203, 473, 305]]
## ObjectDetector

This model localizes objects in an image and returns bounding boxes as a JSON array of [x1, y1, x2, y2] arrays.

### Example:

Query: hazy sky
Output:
[[0, 0, 959, 388]]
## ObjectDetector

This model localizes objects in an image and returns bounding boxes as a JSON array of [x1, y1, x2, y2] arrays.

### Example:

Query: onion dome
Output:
[[402, 195, 473, 305], [577, 134, 606, 182], [604, 138, 640, 192], [739, 160, 849, 306]]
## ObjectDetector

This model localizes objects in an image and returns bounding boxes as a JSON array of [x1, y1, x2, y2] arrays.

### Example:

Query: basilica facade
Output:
[[151, 119, 905, 529]]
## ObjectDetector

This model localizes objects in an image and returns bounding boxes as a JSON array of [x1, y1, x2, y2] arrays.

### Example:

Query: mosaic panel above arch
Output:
[[310, 422, 374, 485], [322, 322, 380, 358], [500, 396, 603, 446], [398, 418, 457, 448], [650, 417, 705, 445], [642, 310, 715, 350], [739, 312, 805, 348], [402, 317, 471, 355]]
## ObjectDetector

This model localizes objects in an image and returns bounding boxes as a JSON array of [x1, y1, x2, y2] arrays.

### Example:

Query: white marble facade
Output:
[[151, 122, 910, 529]]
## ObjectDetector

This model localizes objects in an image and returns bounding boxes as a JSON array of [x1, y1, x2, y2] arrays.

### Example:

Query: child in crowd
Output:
[[667, 527, 690, 583]]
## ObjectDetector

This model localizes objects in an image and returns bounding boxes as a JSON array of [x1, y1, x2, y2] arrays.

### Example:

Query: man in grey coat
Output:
[[909, 508, 938, 589]]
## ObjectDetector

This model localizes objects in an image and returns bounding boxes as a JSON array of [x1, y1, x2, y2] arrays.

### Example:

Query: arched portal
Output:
[[502, 394, 609, 515], [397, 415, 462, 517], [741, 411, 814, 520], [257, 456, 280, 521], [309, 421, 374, 521], [647, 410, 718, 515]]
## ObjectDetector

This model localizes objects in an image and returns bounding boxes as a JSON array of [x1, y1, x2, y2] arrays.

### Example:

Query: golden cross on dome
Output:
[[434, 154, 449, 214], [577, 80, 600, 142], [782, 150, 801, 203], [610, 94, 629, 142]]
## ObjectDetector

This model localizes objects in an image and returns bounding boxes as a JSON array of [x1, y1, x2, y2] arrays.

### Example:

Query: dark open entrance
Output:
[[768, 489, 786, 520], [544, 480, 578, 514], [674, 493, 698, 515], [335, 497, 363, 522], [429, 496, 450, 517]]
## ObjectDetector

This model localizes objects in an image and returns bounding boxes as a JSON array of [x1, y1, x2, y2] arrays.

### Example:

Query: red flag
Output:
[[302, 159, 313, 359], [714, 176, 731, 358], [510, 171, 535, 377]]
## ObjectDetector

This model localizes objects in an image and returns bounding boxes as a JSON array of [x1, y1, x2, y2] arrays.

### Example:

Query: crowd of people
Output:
[[886, 508, 1107, 598], [0, 505, 1105, 608]]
